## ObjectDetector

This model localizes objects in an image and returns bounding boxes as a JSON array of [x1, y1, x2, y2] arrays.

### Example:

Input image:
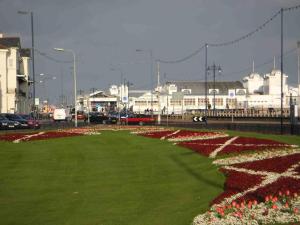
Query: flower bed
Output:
[[194, 193, 300, 225], [137, 130, 176, 139], [165, 130, 228, 142], [178, 136, 296, 158], [0, 127, 101, 143], [212, 154, 300, 207], [133, 129, 300, 224]]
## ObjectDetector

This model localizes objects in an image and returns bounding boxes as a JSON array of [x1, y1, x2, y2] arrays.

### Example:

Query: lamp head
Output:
[[53, 48, 65, 52]]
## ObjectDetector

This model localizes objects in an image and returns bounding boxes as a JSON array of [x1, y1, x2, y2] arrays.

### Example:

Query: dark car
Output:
[[0, 114, 15, 130], [18, 114, 41, 129], [89, 112, 118, 124], [2, 113, 29, 129]]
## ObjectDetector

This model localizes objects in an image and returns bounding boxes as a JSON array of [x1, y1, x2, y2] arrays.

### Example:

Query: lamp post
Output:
[[18, 10, 36, 115], [136, 49, 154, 117], [110, 67, 125, 123], [54, 48, 77, 127], [207, 63, 222, 117], [205, 44, 208, 116]]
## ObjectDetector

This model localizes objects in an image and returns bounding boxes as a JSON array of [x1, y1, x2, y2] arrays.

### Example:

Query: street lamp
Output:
[[18, 10, 36, 115], [207, 63, 222, 116], [54, 47, 78, 127], [110, 66, 125, 123], [136, 49, 154, 117]]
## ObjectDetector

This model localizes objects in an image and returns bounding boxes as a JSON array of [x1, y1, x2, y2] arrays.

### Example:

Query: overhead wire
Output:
[[158, 45, 206, 64], [35, 49, 73, 63], [208, 10, 281, 47], [158, 4, 300, 64]]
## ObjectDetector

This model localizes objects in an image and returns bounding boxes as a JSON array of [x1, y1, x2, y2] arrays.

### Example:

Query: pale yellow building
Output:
[[0, 33, 31, 113]]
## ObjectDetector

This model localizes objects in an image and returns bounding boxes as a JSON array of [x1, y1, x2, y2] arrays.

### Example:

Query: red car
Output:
[[19, 114, 41, 129], [71, 111, 87, 121], [120, 114, 155, 125]]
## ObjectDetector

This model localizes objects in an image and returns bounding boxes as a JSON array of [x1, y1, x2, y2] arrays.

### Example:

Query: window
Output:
[[184, 98, 195, 106], [170, 100, 182, 106], [198, 98, 209, 106], [181, 89, 191, 94], [213, 98, 223, 106], [135, 101, 147, 106]]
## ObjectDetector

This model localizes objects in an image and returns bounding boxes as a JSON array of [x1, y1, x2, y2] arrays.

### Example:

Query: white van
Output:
[[53, 108, 67, 121]]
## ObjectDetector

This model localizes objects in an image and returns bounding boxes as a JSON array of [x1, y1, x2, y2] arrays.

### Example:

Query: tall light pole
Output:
[[280, 8, 284, 134], [18, 10, 36, 115], [297, 41, 300, 96], [207, 63, 222, 117], [110, 67, 124, 122], [205, 44, 208, 116], [136, 49, 153, 117], [54, 48, 77, 127]]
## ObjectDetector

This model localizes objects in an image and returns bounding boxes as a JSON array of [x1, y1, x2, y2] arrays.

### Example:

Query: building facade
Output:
[[128, 68, 298, 115], [0, 34, 31, 113]]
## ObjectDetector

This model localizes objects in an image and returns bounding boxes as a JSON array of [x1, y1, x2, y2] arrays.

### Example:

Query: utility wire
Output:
[[284, 4, 300, 11], [209, 10, 281, 47], [157, 4, 300, 63], [35, 49, 72, 63], [158, 45, 205, 64]]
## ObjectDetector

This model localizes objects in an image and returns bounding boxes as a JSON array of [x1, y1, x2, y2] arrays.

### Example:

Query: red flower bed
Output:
[[233, 137, 289, 146], [138, 130, 175, 139], [25, 131, 83, 141], [178, 141, 219, 156], [237, 177, 300, 203], [212, 154, 300, 205], [0, 131, 83, 142], [220, 144, 285, 155], [235, 153, 300, 173], [212, 169, 263, 205], [182, 137, 232, 145], [177, 136, 293, 157], [166, 130, 221, 140], [0, 133, 37, 142]]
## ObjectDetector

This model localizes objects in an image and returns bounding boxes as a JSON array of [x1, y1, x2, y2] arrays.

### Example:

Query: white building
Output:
[[0, 33, 31, 113], [127, 67, 298, 115]]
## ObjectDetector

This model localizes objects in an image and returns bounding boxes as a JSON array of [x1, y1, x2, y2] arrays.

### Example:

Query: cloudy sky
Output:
[[1, 0, 300, 104]]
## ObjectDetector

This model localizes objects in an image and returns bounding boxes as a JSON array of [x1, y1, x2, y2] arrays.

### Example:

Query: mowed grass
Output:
[[0, 131, 224, 225]]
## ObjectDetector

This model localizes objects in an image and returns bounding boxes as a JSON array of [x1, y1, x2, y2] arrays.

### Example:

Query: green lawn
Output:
[[0, 131, 225, 225]]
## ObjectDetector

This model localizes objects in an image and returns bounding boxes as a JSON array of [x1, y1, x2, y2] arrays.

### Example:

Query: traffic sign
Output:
[[192, 116, 206, 123]]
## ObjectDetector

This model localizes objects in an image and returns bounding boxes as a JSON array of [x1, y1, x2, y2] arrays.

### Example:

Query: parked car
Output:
[[89, 112, 118, 124], [70, 109, 87, 121], [18, 114, 41, 129], [2, 113, 29, 129], [120, 114, 155, 125], [0, 114, 15, 130]]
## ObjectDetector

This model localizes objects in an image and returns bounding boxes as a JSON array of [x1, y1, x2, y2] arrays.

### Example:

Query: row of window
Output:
[[134, 98, 238, 106]]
